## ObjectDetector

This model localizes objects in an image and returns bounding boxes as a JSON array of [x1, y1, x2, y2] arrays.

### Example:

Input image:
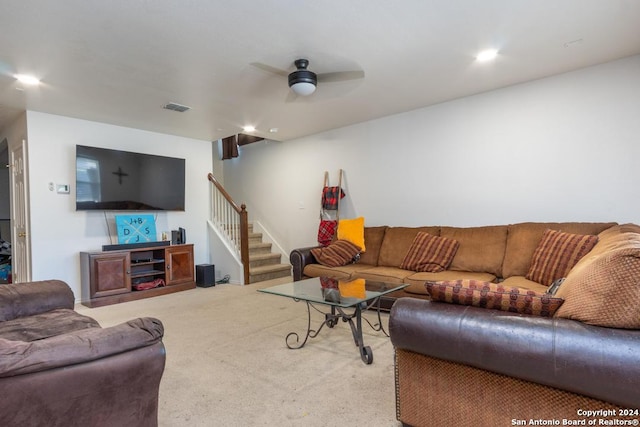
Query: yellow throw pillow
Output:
[[337, 217, 366, 252], [339, 278, 367, 299]]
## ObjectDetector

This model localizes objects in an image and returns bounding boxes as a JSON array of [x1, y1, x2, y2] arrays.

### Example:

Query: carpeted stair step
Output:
[[248, 232, 263, 244], [249, 242, 272, 255], [249, 264, 291, 283], [249, 252, 281, 268]]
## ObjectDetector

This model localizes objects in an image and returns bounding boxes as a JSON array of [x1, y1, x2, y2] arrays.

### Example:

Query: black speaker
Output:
[[196, 264, 215, 288], [170, 228, 186, 245]]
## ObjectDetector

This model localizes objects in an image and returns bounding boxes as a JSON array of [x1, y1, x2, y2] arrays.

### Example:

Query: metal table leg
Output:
[[284, 299, 379, 364]]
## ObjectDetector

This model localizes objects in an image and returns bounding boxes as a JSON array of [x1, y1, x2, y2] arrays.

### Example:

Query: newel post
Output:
[[239, 204, 250, 285]]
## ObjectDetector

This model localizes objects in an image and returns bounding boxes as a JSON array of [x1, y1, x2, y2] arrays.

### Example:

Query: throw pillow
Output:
[[338, 278, 367, 299], [425, 279, 565, 317], [526, 229, 598, 286], [337, 217, 366, 252], [400, 232, 459, 272], [554, 247, 640, 329], [310, 240, 361, 267]]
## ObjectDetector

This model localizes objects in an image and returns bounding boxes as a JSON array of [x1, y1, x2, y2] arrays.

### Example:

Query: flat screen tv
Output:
[[76, 145, 186, 211]]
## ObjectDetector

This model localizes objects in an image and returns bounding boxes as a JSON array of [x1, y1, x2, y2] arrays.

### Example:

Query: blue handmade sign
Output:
[[115, 215, 157, 244]]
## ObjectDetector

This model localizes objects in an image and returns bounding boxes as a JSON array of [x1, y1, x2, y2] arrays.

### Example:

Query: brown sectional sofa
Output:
[[291, 222, 640, 425], [290, 221, 616, 309], [0, 280, 165, 426]]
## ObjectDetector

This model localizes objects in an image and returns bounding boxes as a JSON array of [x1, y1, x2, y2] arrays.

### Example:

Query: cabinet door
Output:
[[89, 252, 131, 298], [165, 245, 194, 285]]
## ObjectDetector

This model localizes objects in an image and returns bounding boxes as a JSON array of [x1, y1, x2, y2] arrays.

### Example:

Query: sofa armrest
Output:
[[0, 280, 74, 321], [290, 246, 321, 281], [0, 317, 164, 377], [390, 298, 640, 408]]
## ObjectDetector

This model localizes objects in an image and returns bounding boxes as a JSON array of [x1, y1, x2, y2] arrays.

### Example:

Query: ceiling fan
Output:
[[251, 58, 365, 98]]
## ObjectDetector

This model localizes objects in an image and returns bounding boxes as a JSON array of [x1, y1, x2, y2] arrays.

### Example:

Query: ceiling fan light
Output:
[[288, 66, 317, 96], [291, 81, 316, 96]]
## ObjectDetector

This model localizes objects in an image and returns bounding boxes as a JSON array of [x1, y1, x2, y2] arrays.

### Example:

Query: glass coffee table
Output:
[[258, 277, 408, 364]]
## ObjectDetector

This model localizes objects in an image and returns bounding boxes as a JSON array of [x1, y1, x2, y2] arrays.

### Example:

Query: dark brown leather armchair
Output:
[[0, 280, 165, 426]]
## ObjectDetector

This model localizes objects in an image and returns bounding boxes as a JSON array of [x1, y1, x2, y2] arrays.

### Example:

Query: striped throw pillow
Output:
[[311, 240, 361, 267], [526, 229, 598, 286], [426, 280, 565, 317], [400, 232, 459, 272]]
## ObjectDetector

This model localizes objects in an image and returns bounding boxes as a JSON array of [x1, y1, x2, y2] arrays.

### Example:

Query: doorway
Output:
[[0, 138, 11, 283]]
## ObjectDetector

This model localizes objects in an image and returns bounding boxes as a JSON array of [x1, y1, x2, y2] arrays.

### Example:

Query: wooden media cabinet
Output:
[[80, 243, 195, 307]]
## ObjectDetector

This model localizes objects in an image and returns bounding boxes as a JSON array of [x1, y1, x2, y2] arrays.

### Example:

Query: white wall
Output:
[[25, 112, 212, 300], [223, 55, 640, 254]]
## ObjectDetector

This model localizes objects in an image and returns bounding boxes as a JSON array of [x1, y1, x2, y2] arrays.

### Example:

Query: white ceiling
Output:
[[1, 1, 639, 142]]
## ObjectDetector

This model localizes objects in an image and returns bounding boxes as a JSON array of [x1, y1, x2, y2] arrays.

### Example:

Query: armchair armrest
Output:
[[390, 298, 640, 408], [0, 317, 164, 377], [289, 246, 321, 281], [0, 280, 74, 321]]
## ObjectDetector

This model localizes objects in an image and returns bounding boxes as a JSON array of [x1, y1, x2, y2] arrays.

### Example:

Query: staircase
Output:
[[248, 224, 291, 283]]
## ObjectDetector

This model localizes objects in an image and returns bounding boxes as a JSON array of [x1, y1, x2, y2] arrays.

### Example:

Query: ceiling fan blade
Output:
[[250, 62, 289, 77], [317, 70, 365, 83]]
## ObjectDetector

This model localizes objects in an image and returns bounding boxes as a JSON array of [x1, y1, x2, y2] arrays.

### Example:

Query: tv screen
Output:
[[76, 145, 186, 211]]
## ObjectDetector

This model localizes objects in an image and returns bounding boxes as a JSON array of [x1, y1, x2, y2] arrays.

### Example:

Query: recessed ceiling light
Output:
[[14, 74, 40, 85], [269, 128, 279, 133], [243, 125, 256, 133], [476, 49, 498, 62]]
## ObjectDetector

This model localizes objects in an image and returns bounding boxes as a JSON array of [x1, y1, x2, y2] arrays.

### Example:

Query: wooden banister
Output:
[[208, 173, 242, 213], [207, 173, 250, 284]]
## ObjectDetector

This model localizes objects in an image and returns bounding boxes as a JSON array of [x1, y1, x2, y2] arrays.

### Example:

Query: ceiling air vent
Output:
[[163, 102, 191, 112]]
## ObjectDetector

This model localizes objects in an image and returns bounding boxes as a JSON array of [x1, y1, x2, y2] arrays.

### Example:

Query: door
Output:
[[89, 252, 131, 298], [165, 245, 194, 285], [9, 139, 31, 283]]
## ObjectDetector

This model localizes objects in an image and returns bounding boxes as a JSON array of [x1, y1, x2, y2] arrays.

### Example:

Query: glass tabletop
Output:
[[258, 277, 408, 308]]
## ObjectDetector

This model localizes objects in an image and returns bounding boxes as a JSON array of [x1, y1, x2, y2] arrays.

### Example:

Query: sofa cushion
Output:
[[353, 266, 415, 284], [337, 217, 366, 252], [555, 225, 640, 329], [399, 232, 459, 272], [500, 276, 549, 293], [303, 263, 363, 280], [404, 271, 497, 295], [574, 223, 640, 261], [377, 226, 440, 267], [440, 225, 508, 277], [0, 308, 100, 342], [310, 240, 361, 267], [425, 280, 564, 317], [501, 222, 616, 278], [357, 226, 387, 266], [525, 229, 598, 286]]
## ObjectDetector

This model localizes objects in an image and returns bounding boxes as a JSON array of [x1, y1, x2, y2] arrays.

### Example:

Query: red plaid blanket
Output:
[[321, 186, 345, 210], [317, 219, 337, 246]]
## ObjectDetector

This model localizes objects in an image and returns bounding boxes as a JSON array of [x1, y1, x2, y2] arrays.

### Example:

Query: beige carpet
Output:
[[76, 278, 402, 427]]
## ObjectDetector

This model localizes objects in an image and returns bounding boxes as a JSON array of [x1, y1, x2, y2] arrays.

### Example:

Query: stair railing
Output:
[[208, 173, 250, 284]]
